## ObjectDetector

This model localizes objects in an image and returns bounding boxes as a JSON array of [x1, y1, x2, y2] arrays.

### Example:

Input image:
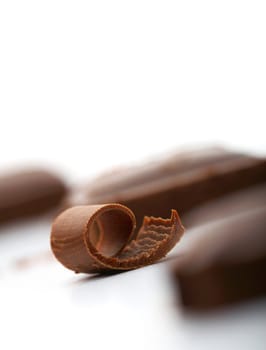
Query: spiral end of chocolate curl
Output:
[[50, 204, 185, 274]]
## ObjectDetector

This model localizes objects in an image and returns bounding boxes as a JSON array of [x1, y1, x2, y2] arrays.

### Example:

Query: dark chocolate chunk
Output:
[[50, 204, 184, 274], [172, 207, 266, 311], [0, 169, 67, 224], [88, 147, 241, 197], [66, 147, 266, 227], [183, 182, 266, 227]]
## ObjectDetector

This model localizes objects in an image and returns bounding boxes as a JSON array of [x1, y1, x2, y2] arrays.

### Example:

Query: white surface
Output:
[[0, 220, 266, 350], [0, 1, 266, 349]]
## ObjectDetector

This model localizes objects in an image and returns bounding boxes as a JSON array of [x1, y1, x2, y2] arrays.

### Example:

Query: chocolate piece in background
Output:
[[88, 147, 240, 197], [172, 207, 266, 311], [0, 169, 67, 224], [51, 204, 184, 274], [65, 147, 266, 227], [183, 182, 266, 227]]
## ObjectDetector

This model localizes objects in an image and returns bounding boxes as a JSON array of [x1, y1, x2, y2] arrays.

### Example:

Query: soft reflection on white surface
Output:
[[0, 220, 266, 350]]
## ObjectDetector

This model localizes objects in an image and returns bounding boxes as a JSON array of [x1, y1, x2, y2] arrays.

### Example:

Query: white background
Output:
[[0, 1, 265, 179], [0, 1, 266, 349]]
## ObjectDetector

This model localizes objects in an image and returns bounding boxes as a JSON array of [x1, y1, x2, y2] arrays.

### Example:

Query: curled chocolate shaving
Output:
[[50, 204, 184, 273]]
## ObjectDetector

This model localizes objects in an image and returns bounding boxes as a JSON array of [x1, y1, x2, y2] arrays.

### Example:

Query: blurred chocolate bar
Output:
[[172, 206, 266, 310], [66, 147, 266, 226], [183, 182, 266, 227], [0, 169, 67, 224]]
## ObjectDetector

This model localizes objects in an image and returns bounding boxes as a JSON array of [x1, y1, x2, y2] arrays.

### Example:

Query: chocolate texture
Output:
[[0, 169, 67, 224], [51, 204, 184, 273]]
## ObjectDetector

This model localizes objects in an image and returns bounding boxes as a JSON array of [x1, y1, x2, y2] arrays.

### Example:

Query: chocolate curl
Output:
[[51, 204, 184, 274]]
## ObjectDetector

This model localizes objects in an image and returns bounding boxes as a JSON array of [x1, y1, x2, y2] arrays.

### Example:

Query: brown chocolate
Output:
[[88, 147, 240, 197], [50, 204, 184, 274], [183, 182, 266, 227], [172, 207, 266, 311], [66, 148, 266, 227], [0, 169, 67, 224]]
